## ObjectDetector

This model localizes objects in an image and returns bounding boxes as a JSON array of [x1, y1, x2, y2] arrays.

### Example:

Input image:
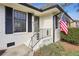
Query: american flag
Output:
[[60, 14, 68, 34]]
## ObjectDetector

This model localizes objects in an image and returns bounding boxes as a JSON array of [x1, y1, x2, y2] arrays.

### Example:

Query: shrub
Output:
[[61, 28, 79, 45], [34, 42, 64, 56]]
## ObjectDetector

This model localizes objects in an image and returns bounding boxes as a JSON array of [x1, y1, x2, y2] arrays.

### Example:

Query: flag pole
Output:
[[60, 12, 68, 35], [58, 13, 64, 22]]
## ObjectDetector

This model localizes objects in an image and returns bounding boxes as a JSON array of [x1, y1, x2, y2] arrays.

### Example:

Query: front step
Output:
[[2, 44, 33, 56]]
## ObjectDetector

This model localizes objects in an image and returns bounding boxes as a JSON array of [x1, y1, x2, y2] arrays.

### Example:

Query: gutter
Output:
[[19, 3, 73, 21]]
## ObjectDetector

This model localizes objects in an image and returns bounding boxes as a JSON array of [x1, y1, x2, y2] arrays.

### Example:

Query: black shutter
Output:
[[5, 6, 13, 34], [28, 13, 32, 32]]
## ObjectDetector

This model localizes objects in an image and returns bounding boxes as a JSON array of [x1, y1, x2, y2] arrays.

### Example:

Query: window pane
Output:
[[14, 10, 26, 32], [14, 11, 18, 18]]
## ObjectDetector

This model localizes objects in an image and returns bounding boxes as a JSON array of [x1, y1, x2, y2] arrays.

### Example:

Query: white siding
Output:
[[33, 14, 60, 50], [40, 14, 53, 36], [0, 5, 33, 50], [40, 14, 53, 40], [0, 4, 60, 50], [40, 14, 60, 43], [55, 28, 60, 42], [33, 14, 54, 50], [54, 16, 60, 42], [0, 5, 6, 49]]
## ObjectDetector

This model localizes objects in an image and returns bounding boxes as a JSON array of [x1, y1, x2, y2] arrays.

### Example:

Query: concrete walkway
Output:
[[2, 44, 33, 56], [0, 49, 6, 56]]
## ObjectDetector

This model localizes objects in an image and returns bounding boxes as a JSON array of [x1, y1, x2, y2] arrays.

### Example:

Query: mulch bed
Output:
[[60, 41, 79, 51], [34, 41, 79, 56], [0, 49, 6, 56]]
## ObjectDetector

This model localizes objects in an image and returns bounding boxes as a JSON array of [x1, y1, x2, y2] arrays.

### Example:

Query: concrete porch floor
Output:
[[2, 44, 33, 56]]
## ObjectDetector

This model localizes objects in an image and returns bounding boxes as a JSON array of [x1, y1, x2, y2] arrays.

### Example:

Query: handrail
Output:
[[31, 32, 38, 39], [29, 28, 51, 49], [31, 32, 39, 48], [29, 32, 39, 48]]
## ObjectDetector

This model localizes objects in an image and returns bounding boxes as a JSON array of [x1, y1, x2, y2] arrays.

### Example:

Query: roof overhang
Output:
[[0, 3, 60, 16], [20, 3, 61, 16], [0, 3, 73, 20]]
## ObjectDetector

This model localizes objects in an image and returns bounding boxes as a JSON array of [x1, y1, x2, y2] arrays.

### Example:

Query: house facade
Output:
[[0, 3, 73, 51], [70, 20, 79, 28]]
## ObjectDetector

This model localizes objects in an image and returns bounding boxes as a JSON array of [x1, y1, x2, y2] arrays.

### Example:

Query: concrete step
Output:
[[2, 44, 33, 56]]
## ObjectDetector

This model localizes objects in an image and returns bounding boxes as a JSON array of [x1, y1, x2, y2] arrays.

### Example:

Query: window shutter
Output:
[[28, 13, 32, 32], [5, 6, 13, 34]]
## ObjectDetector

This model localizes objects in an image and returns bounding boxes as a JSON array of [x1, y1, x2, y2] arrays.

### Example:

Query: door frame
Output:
[[53, 16, 55, 42]]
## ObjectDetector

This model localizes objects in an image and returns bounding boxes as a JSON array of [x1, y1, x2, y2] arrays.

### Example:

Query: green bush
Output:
[[61, 28, 79, 45]]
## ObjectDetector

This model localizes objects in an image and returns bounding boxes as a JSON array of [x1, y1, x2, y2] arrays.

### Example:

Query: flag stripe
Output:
[[61, 20, 67, 28], [60, 21, 68, 32], [60, 21, 68, 33], [60, 15, 68, 34], [60, 22, 68, 34], [60, 24, 68, 34]]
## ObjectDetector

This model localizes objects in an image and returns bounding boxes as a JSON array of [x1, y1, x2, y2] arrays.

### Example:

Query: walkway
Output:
[[2, 44, 33, 56]]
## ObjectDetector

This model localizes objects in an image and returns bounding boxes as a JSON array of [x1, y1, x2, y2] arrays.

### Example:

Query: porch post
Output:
[[32, 15, 34, 32], [53, 16, 55, 42]]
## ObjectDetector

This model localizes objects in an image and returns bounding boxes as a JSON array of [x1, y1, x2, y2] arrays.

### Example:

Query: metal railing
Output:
[[29, 28, 51, 49]]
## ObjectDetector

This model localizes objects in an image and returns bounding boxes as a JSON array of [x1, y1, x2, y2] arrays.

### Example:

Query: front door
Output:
[[53, 15, 60, 42]]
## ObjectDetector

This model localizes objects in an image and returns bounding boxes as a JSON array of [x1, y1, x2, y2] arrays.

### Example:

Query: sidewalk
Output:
[[0, 50, 6, 56], [2, 44, 33, 56]]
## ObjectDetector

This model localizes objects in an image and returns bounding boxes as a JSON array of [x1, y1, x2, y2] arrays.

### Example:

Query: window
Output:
[[14, 10, 26, 32], [54, 15, 58, 29]]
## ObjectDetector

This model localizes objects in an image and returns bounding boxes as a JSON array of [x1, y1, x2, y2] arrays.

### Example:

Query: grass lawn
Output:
[[33, 41, 79, 56], [64, 51, 79, 56]]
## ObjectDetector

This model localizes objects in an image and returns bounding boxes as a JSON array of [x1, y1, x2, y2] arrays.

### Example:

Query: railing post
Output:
[[29, 28, 51, 49]]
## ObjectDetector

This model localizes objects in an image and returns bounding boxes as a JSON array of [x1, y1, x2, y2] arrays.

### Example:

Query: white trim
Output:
[[26, 13, 28, 32], [32, 15, 34, 32], [12, 9, 28, 33], [13, 8, 14, 33]]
